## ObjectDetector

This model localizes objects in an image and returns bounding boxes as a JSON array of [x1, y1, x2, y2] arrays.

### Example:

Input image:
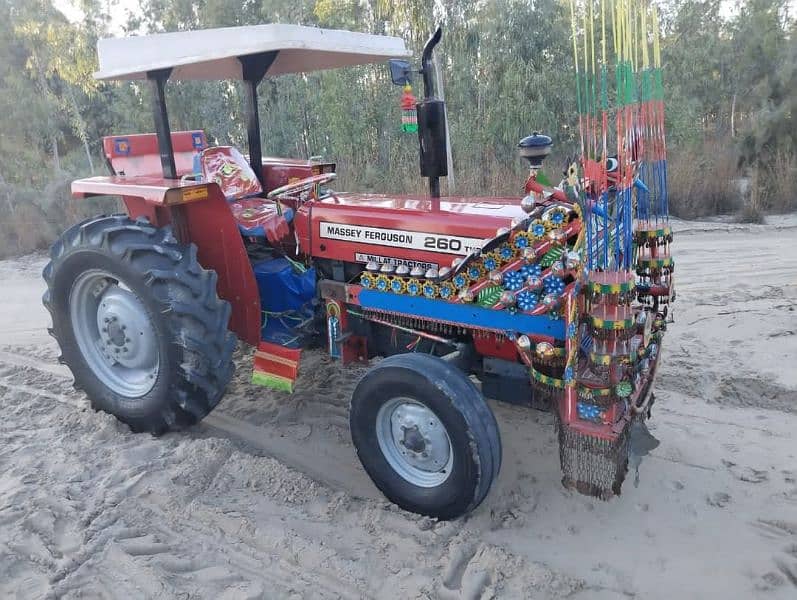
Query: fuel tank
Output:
[[295, 193, 526, 270]]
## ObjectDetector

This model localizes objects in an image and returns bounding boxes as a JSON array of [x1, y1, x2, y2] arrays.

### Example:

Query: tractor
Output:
[[44, 23, 673, 520]]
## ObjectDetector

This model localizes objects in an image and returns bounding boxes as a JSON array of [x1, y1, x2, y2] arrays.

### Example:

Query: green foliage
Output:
[[0, 0, 794, 255]]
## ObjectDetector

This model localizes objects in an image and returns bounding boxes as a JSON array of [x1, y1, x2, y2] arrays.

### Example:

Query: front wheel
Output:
[[43, 215, 236, 434], [350, 353, 501, 519]]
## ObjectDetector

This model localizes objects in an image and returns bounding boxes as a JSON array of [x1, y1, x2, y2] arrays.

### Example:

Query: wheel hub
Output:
[[95, 287, 158, 371], [376, 398, 453, 487], [69, 270, 159, 397]]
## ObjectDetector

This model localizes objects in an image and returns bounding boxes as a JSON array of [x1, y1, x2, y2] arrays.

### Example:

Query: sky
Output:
[[53, 0, 797, 35]]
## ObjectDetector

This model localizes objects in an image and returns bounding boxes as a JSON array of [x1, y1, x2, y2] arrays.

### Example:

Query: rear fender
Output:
[[71, 176, 261, 346]]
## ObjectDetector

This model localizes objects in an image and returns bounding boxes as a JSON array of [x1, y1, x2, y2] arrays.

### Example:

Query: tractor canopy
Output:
[[94, 23, 410, 81], [92, 24, 410, 181]]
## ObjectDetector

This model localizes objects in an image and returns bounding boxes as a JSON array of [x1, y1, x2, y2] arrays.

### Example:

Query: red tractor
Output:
[[44, 24, 672, 519]]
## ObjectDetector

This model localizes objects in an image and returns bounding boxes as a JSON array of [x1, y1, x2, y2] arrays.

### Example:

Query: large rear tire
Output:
[[43, 215, 236, 434], [350, 353, 501, 519]]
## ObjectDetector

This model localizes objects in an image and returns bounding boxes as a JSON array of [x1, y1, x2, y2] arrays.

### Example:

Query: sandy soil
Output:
[[1, 219, 796, 599]]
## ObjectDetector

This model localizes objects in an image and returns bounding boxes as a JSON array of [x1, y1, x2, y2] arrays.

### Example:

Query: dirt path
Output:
[[1, 221, 796, 599]]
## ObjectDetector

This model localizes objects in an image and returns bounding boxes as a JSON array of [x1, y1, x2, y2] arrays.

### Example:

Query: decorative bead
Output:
[[526, 275, 543, 291], [516, 334, 531, 350], [564, 250, 581, 270], [365, 261, 380, 272], [489, 270, 503, 285], [499, 290, 516, 307], [496, 226, 510, 236], [439, 266, 451, 278], [549, 260, 566, 278], [395, 264, 410, 276], [535, 341, 555, 359], [424, 268, 439, 279], [410, 266, 425, 277], [379, 263, 395, 274], [520, 194, 536, 213], [360, 273, 374, 289], [542, 292, 558, 308], [458, 289, 474, 302]]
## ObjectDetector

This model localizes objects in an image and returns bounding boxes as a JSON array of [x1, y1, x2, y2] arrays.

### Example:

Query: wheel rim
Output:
[[375, 397, 453, 488], [69, 270, 159, 397]]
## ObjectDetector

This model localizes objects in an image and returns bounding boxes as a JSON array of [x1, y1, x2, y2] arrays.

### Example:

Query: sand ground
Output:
[[1, 218, 796, 599]]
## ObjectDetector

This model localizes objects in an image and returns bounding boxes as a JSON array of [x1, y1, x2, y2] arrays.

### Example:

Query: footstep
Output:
[[706, 492, 731, 508]]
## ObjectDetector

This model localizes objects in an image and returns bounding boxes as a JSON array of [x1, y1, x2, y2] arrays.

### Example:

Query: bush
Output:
[[667, 140, 742, 218]]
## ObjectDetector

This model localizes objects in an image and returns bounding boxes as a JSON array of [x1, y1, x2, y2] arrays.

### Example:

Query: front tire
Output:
[[43, 215, 236, 434], [350, 353, 501, 519]]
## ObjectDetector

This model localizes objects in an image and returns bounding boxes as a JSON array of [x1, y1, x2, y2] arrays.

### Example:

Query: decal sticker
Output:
[[354, 253, 438, 270], [191, 131, 206, 149], [320, 222, 483, 256], [113, 138, 130, 156], [182, 186, 208, 202]]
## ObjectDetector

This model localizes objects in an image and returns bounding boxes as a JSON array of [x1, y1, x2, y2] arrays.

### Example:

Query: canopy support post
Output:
[[239, 51, 278, 186], [147, 68, 176, 179]]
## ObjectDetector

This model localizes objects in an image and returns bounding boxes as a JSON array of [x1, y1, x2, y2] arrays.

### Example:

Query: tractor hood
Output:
[[298, 193, 527, 271]]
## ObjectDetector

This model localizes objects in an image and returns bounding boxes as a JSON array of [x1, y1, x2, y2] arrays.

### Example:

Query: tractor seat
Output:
[[201, 146, 292, 243]]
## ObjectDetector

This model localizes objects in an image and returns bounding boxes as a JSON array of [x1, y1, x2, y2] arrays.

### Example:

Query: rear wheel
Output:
[[43, 215, 236, 434], [350, 353, 501, 519]]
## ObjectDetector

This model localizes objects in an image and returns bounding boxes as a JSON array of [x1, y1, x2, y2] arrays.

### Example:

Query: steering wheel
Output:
[[266, 173, 336, 199]]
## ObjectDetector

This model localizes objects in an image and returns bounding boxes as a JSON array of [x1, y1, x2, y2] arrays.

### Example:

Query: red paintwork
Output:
[[201, 146, 263, 199], [473, 334, 518, 361], [296, 193, 526, 268], [103, 131, 206, 177]]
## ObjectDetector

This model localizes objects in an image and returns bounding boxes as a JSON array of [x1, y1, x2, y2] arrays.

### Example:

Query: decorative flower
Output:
[[375, 275, 389, 292], [529, 219, 547, 239], [422, 283, 438, 298], [503, 270, 524, 291], [453, 272, 470, 289], [406, 278, 421, 296], [543, 276, 565, 295], [577, 401, 603, 422], [564, 365, 574, 383], [498, 244, 514, 261], [567, 322, 578, 338], [516, 290, 538, 311], [390, 278, 406, 294], [360, 274, 374, 289], [467, 264, 485, 281], [520, 263, 542, 279], [482, 253, 500, 272], [438, 282, 455, 299], [513, 232, 531, 250]]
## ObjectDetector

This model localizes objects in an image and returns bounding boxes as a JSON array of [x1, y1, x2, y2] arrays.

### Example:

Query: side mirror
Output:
[[388, 59, 413, 86]]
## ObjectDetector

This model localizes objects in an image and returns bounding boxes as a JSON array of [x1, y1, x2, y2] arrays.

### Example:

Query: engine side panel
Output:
[[303, 193, 526, 270]]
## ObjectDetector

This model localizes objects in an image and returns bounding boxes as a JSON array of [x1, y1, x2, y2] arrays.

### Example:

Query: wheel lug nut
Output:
[[104, 318, 110, 323]]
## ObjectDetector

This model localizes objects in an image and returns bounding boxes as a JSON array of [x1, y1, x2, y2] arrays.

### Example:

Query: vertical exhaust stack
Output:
[[416, 27, 448, 199]]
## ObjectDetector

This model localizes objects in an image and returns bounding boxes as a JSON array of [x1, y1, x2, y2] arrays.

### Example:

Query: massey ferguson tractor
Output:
[[44, 21, 673, 520]]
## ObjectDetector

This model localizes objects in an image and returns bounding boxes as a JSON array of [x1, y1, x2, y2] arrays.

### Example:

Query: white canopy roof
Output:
[[95, 23, 411, 81]]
